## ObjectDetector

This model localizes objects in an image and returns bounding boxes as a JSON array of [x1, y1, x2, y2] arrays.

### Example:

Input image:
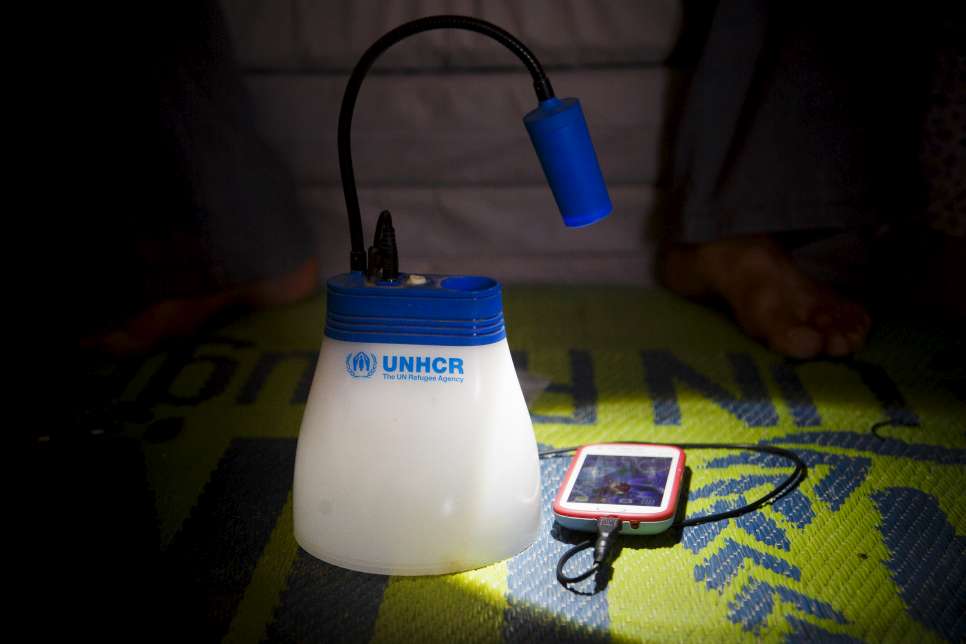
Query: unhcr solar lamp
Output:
[[294, 15, 612, 575]]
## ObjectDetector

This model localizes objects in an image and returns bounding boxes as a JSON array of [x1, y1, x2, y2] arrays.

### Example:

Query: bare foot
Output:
[[660, 236, 870, 359], [81, 257, 320, 357]]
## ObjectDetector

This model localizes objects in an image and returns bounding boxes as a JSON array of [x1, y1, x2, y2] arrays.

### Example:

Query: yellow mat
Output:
[[69, 287, 965, 642]]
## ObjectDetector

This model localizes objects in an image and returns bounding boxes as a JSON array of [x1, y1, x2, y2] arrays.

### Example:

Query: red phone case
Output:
[[552, 443, 686, 522]]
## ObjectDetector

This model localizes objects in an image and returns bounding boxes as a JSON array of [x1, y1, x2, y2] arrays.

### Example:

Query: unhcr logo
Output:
[[344, 351, 466, 384], [345, 351, 378, 378]]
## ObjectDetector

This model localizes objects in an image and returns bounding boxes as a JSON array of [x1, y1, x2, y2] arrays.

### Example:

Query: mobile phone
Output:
[[552, 443, 686, 535]]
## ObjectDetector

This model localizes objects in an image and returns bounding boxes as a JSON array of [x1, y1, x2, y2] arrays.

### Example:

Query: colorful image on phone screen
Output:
[[567, 455, 672, 506]]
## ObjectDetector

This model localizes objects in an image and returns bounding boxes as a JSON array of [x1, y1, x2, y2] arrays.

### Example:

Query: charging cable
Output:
[[540, 443, 807, 588], [554, 516, 622, 585]]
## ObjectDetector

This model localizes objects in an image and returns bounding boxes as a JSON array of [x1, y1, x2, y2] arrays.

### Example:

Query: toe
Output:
[[770, 324, 824, 359], [839, 302, 870, 332], [678, 235, 874, 360], [807, 298, 871, 356], [826, 333, 851, 357], [844, 329, 865, 350]]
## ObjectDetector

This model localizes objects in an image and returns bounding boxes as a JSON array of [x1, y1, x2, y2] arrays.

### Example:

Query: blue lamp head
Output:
[[524, 97, 612, 228], [338, 14, 614, 274]]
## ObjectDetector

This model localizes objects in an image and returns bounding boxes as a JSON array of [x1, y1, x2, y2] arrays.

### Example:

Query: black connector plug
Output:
[[376, 211, 399, 280], [593, 517, 622, 564], [366, 210, 400, 281]]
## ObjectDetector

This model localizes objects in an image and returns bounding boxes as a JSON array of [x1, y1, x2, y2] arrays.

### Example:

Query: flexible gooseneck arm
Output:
[[338, 15, 556, 272]]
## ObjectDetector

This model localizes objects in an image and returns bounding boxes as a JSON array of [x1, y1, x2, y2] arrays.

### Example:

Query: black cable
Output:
[[541, 442, 807, 588], [555, 540, 597, 584], [669, 443, 806, 527], [338, 15, 556, 272], [556, 517, 620, 585], [869, 418, 919, 441]]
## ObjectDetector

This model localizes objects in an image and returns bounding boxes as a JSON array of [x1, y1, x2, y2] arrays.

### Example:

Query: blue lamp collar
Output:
[[325, 272, 507, 346]]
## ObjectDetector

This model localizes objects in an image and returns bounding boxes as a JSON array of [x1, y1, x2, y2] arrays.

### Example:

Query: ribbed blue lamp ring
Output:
[[327, 312, 505, 330], [325, 273, 507, 346]]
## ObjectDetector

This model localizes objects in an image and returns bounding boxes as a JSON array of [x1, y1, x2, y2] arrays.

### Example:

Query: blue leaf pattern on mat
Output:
[[694, 539, 800, 590], [690, 474, 789, 499], [728, 578, 846, 632], [784, 616, 863, 643], [771, 489, 814, 529], [705, 450, 870, 511], [684, 446, 874, 635], [872, 487, 966, 642]]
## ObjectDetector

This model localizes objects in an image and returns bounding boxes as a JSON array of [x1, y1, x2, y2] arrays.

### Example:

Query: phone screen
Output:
[[567, 455, 672, 506]]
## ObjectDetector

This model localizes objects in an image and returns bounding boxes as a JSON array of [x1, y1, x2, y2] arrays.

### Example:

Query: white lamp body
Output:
[[305, 13, 613, 576], [294, 334, 541, 575]]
